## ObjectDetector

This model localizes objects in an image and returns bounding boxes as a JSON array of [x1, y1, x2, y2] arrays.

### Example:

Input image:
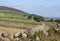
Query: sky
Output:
[[0, 0, 60, 17]]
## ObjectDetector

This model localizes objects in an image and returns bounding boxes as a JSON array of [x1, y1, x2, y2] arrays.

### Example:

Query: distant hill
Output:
[[0, 6, 28, 14]]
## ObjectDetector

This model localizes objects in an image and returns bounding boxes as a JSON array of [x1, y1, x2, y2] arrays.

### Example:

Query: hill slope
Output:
[[0, 6, 41, 29]]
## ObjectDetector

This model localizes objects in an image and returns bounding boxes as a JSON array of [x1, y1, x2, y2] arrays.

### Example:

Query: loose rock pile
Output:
[[0, 30, 41, 41]]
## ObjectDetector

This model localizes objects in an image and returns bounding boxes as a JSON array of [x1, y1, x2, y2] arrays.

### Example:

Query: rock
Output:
[[35, 36, 40, 41], [20, 32, 27, 38], [12, 32, 21, 38], [14, 38, 20, 41], [1, 31, 9, 38], [12, 32, 27, 38], [0, 37, 10, 41], [28, 39, 35, 41]]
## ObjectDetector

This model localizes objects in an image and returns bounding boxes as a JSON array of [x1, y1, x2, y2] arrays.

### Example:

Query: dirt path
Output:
[[29, 23, 49, 35]]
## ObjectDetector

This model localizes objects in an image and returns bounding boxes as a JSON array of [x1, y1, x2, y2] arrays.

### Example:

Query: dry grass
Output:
[[0, 27, 27, 34]]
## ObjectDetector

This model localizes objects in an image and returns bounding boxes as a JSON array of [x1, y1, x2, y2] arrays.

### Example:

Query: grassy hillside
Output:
[[0, 11, 41, 29]]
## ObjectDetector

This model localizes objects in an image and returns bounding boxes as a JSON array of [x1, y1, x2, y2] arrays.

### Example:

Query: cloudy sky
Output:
[[0, 0, 60, 17]]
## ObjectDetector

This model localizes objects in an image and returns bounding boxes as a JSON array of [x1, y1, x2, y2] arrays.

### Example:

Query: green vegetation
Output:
[[33, 31, 44, 39], [0, 11, 42, 28], [55, 19, 60, 23], [33, 16, 44, 22], [0, 6, 60, 41], [0, 19, 41, 25], [45, 22, 57, 28], [27, 15, 32, 19], [33, 28, 60, 41]]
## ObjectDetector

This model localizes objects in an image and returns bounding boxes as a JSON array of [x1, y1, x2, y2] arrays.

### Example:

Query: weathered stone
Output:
[[0, 37, 10, 41], [35, 36, 40, 41], [1, 31, 9, 38], [12, 32, 21, 38], [20, 32, 27, 38]]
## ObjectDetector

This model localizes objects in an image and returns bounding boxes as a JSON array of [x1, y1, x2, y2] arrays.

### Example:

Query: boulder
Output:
[[13, 38, 20, 41], [12, 32, 21, 38], [20, 32, 27, 38], [0, 37, 10, 41], [1, 31, 9, 38], [35, 36, 40, 41]]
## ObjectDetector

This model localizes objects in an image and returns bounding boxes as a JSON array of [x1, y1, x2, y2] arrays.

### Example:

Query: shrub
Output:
[[27, 15, 32, 19], [33, 16, 44, 22], [55, 19, 60, 23]]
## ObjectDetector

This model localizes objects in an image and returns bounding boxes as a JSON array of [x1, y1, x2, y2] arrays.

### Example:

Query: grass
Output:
[[45, 22, 57, 28], [0, 27, 27, 34], [0, 11, 41, 25], [0, 19, 41, 25], [0, 11, 42, 30], [0, 21, 37, 28], [34, 28, 60, 41]]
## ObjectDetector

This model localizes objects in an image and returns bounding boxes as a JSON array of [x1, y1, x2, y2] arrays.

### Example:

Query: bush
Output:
[[55, 19, 60, 23], [23, 15, 27, 17], [33, 16, 44, 22], [50, 18, 54, 22], [27, 15, 32, 19]]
